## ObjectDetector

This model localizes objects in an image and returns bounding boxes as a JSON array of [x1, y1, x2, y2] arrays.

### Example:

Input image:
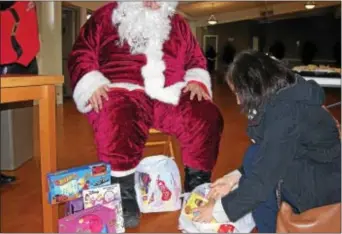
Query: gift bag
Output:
[[178, 183, 255, 233], [134, 155, 182, 213]]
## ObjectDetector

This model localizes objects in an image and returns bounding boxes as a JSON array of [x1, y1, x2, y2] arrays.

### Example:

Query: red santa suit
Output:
[[68, 2, 223, 183]]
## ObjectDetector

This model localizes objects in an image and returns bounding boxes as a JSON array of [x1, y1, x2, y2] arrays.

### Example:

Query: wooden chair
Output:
[[145, 128, 175, 157]]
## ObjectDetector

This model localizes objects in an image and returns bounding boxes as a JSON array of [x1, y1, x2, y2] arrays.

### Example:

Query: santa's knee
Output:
[[188, 101, 224, 135], [86, 96, 150, 172]]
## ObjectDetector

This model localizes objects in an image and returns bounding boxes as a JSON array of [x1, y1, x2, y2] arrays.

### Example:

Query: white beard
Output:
[[112, 1, 178, 54]]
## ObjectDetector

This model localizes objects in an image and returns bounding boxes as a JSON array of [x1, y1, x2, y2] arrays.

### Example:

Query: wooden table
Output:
[[0, 75, 64, 233]]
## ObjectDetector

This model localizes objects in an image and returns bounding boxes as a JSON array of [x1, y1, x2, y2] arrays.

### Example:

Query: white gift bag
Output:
[[134, 155, 182, 213], [178, 183, 255, 233]]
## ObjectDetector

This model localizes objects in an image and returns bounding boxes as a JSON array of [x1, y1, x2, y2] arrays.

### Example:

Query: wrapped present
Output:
[[47, 162, 111, 204], [179, 183, 255, 233], [183, 192, 216, 223], [58, 205, 116, 233], [65, 198, 84, 216], [134, 155, 182, 213], [83, 184, 125, 233]]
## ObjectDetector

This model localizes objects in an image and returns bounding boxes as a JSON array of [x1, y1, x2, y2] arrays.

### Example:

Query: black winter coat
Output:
[[222, 76, 341, 221]]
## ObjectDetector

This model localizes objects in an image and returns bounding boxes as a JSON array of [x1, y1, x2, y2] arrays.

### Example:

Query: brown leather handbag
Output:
[[276, 202, 341, 233], [276, 105, 341, 233]]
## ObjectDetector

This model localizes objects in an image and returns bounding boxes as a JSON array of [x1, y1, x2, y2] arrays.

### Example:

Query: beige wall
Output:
[[35, 2, 90, 102]]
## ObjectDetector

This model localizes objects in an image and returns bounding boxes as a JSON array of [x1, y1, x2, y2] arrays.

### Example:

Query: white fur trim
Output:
[[224, 169, 242, 178], [73, 70, 111, 113], [108, 82, 144, 91], [213, 199, 230, 223], [111, 167, 136, 177], [142, 42, 186, 105], [74, 81, 144, 114], [113, 3, 186, 105], [184, 68, 212, 98], [166, 1, 179, 10]]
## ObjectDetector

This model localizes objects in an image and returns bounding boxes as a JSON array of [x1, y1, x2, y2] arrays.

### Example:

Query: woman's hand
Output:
[[183, 82, 210, 101], [192, 200, 215, 223], [208, 173, 241, 200], [89, 85, 110, 113]]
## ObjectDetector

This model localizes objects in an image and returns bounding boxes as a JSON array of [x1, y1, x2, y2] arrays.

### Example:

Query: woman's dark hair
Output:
[[226, 50, 296, 113]]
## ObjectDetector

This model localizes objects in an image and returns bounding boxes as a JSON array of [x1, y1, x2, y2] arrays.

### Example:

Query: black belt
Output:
[[9, 8, 23, 59]]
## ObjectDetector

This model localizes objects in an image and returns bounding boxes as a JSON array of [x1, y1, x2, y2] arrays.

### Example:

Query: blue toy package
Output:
[[47, 162, 111, 204]]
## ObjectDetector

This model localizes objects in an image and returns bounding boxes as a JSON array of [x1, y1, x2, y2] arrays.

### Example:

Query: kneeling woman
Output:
[[194, 50, 341, 232]]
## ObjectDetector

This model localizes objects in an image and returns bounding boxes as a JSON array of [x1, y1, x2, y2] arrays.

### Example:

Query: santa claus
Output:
[[68, 0, 223, 228]]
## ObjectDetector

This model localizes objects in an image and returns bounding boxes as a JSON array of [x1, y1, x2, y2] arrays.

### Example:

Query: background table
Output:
[[1, 75, 64, 232], [302, 75, 341, 108]]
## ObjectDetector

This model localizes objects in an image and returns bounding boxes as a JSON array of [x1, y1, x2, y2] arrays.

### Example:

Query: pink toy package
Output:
[[58, 205, 116, 233], [82, 184, 125, 233]]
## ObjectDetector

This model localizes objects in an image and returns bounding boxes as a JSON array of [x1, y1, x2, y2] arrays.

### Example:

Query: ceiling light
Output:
[[305, 1, 316, 10], [208, 14, 217, 25]]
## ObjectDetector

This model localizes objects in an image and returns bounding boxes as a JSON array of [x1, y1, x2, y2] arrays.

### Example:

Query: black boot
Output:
[[184, 167, 212, 193], [0, 173, 16, 186], [111, 174, 140, 228]]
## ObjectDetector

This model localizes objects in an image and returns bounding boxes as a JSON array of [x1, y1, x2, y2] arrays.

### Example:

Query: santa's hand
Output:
[[89, 85, 110, 113], [183, 82, 210, 101]]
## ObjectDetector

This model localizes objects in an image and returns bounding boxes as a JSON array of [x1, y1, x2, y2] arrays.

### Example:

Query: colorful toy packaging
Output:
[[47, 162, 111, 204], [134, 155, 182, 213], [83, 184, 125, 233], [65, 198, 84, 216], [58, 205, 116, 233], [183, 193, 216, 223], [178, 183, 256, 233]]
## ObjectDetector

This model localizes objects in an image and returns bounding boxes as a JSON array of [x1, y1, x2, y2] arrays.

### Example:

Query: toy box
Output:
[[47, 162, 111, 204], [83, 184, 125, 233], [58, 205, 116, 233], [65, 198, 84, 216]]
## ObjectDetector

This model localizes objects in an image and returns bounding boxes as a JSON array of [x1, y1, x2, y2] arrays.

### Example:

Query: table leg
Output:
[[39, 85, 58, 232]]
